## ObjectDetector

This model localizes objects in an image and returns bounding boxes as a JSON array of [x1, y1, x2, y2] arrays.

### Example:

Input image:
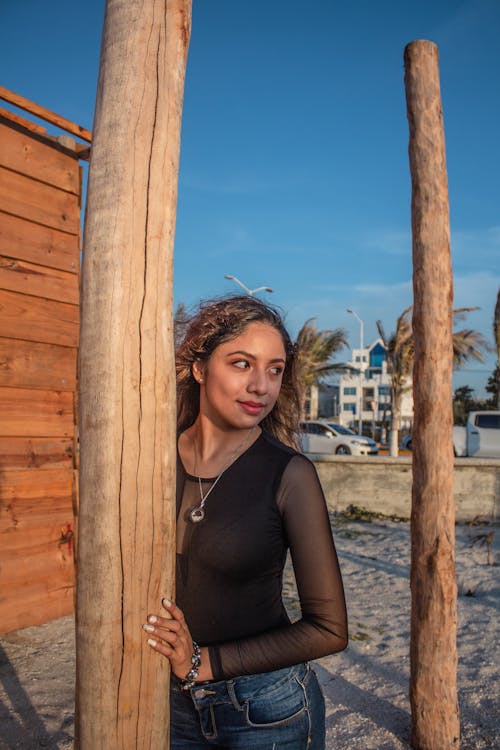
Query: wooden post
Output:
[[76, 1, 191, 747], [404, 41, 460, 749]]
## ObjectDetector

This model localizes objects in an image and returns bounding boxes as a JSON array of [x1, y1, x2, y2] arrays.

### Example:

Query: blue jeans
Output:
[[170, 663, 325, 749]]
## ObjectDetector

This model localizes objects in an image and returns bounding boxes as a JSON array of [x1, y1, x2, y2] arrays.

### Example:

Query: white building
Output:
[[337, 339, 413, 430]]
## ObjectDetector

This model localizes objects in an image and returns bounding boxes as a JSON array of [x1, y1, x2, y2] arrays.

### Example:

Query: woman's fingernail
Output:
[[147, 638, 157, 648], [143, 624, 155, 633], [148, 615, 158, 624], [162, 598, 172, 608]]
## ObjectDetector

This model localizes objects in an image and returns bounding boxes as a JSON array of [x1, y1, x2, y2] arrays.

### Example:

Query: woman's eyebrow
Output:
[[225, 349, 286, 364]]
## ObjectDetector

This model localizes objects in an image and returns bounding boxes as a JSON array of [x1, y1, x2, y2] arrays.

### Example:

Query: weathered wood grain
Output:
[[0, 386, 74, 437], [0, 211, 79, 273], [0, 337, 76, 391], [0, 289, 78, 347], [0, 255, 79, 304], [0, 167, 79, 234], [0, 567, 75, 634], [0, 468, 73, 532], [0, 84, 92, 143], [0, 437, 74, 470], [77, 1, 191, 746], [405, 40, 459, 750], [0, 121, 80, 194]]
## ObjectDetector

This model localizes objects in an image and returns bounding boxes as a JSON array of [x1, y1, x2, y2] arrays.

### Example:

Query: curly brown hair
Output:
[[176, 295, 301, 448]]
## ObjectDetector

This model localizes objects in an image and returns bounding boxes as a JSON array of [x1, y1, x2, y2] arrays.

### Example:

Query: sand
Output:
[[1, 516, 498, 749]]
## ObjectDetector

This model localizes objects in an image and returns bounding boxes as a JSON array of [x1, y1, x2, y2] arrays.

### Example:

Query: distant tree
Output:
[[295, 319, 348, 419], [377, 306, 490, 456], [376, 307, 413, 457], [453, 385, 476, 424], [491, 288, 500, 407], [485, 368, 500, 408], [451, 307, 491, 368], [174, 301, 189, 350]]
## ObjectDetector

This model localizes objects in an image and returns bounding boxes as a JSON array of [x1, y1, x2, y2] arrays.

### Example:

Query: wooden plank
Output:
[[0, 85, 92, 143], [0, 167, 79, 234], [0, 387, 74, 437], [0, 108, 47, 135], [0, 523, 74, 580], [0, 211, 79, 273], [0, 289, 79, 347], [0, 114, 90, 161], [0, 467, 73, 532], [0, 338, 77, 391], [0, 122, 80, 194], [0, 572, 74, 634], [0, 469, 73, 545], [0, 255, 79, 304], [0, 437, 74, 470]]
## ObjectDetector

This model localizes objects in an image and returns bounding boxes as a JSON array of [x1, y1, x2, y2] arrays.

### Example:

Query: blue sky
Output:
[[1, 0, 499, 395]]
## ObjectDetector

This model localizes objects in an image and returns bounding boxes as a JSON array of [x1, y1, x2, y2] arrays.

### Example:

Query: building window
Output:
[[370, 342, 386, 369], [378, 386, 390, 396], [344, 403, 356, 413], [344, 387, 356, 395]]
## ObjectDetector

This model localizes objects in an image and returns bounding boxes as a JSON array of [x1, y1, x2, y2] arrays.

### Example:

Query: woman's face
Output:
[[195, 322, 286, 431]]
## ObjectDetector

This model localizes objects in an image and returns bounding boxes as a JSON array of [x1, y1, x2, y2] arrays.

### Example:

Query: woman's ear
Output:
[[192, 362, 205, 384]]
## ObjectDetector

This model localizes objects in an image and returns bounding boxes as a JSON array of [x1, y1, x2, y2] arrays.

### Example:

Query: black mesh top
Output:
[[176, 430, 348, 680]]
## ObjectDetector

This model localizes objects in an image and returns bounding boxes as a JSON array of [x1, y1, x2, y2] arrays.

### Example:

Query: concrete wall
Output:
[[312, 455, 500, 522]]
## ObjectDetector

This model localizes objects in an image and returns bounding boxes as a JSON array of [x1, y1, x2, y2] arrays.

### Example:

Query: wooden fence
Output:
[[0, 89, 90, 633]]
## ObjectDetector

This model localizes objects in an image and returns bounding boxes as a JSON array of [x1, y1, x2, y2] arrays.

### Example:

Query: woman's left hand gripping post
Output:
[[143, 598, 196, 680]]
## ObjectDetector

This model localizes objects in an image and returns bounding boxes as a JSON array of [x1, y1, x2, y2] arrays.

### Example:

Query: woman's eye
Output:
[[232, 360, 250, 369], [270, 366, 284, 376]]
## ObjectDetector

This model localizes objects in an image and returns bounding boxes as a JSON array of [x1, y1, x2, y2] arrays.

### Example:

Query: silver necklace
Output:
[[189, 426, 257, 523]]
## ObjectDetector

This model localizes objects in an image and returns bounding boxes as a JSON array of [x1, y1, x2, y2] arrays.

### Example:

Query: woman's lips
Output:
[[238, 401, 266, 416]]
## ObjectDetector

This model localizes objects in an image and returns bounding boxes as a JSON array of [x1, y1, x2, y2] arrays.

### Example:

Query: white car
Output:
[[402, 411, 500, 457], [300, 420, 378, 456], [401, 434, 413, 451]]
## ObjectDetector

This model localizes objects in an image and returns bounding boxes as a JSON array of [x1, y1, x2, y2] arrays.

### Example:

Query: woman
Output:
[[143, 295, 347, 749]]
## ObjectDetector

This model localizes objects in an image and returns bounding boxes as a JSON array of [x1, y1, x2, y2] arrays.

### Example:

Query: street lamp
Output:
[[224, 274, 273, 296], [347, 308, 365, 435], [346, 307, 364, 350]]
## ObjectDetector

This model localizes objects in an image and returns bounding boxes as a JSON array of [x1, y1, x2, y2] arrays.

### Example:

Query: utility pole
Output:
[[76, 1, 191, 747], [405, 39, 459, 750]]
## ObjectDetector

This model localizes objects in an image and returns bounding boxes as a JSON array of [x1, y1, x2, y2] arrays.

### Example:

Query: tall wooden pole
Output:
[[76, 1, 191, 747], [404, 41, 460, 750]]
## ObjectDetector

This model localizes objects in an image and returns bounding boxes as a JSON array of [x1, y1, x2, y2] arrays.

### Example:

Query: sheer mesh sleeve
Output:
[[209, 455, 348, 679]]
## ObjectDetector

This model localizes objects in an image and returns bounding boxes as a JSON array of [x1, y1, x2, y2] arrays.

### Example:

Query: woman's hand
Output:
[[143, 599, 212, 682]]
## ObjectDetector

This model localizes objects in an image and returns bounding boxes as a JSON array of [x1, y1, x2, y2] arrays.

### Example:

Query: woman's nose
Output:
[[248, 369, 268, 394]]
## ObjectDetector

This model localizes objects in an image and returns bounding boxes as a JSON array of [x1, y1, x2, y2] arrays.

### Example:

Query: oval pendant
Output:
[[190, 507, 205, 523]]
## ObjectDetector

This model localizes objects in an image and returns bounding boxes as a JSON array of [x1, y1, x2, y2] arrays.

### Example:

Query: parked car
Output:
[[401, 434, 413, 451], [300, 420, 378, 456], [453, 411, 500, 458], [400, 411, 500, 458]]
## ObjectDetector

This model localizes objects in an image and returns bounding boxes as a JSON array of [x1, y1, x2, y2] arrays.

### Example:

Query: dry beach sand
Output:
[[1, 515, 499, 749]]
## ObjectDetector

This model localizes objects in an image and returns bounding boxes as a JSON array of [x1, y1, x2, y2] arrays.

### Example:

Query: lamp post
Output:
[[347, 308, 365, 435], [347, 307, 364, 350], [224, 274, 273, 296]]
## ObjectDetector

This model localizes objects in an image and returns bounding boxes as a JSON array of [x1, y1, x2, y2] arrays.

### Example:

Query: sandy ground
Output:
[[1, 515, 499, 750]]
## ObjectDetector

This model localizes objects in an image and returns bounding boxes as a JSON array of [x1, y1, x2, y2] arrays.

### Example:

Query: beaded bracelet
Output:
[[179, 641, 201, 691]]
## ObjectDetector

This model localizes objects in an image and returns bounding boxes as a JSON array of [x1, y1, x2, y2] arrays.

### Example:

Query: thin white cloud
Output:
[[180, 170, 302, 195], [360, 229, 411, 256], [451, 226, 500, 268]]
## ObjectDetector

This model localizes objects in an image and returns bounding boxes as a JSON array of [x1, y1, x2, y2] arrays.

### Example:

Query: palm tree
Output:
[[377, 306, 490, 456], [492, 289, 500, 407], [174, 301, 189, 350], [376, 307, 414, 457], [451, 307, 491, 367], [295, 319, 348, 419]]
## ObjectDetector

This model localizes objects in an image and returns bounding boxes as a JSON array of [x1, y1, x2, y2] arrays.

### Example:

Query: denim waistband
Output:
[[173, 663, 310, 705]]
